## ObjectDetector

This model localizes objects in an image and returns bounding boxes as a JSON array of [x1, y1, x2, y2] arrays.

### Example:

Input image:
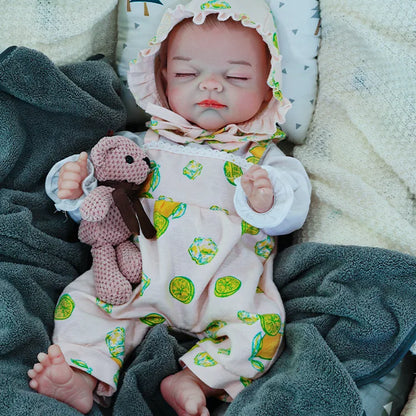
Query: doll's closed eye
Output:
[[175, 73, 196, 78]]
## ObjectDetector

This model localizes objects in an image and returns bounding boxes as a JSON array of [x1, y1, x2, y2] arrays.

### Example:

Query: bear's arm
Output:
[[80, 186, 114, 222]]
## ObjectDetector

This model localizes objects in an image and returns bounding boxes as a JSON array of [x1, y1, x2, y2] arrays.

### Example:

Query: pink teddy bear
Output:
[[78, 136, 155, 305]]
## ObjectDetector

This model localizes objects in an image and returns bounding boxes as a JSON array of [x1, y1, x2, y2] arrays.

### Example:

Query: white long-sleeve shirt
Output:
[[45, 131, 311, 236]]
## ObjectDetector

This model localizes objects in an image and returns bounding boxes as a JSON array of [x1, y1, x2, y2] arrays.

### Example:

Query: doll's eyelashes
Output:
[[143, 157, 151, 168], [125, 155, 134, 164]]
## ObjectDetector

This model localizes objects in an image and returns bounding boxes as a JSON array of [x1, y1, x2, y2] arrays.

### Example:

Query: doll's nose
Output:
[[199, 76, 223, 92]]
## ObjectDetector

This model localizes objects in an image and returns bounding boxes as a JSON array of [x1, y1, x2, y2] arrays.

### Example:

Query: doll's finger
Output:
[[252, 177, 273, 191], [59, 171, 84, 185], [77, 152, 89, 172], [61, 181, 83, 193], [61, 161, 83, 175], [57, 189, 82, 199]]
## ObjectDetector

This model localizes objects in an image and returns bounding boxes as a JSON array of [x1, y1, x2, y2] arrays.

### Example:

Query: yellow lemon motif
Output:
[[255, 236, 275, 259], [139, 273, 151, 297], [140, 161, 160, 198], [96, 298, 113, 313], [237, 310, 259, 325], [70, 359, 93, 374], [214, 276, 241, 298], [188, 237, 218, 265], [259, 313, 282, 336], [169, 276, 195, 304], [205, 320, 227, 338], [183, 160, 203, 179], [154, 198, 187, 238], [140, 313, 166, 327], [194, 352, 217, 367], [241, 220, 260, 235], [256, 333, 282, 360], [223, 161, 243, 186], [54, 294, 75, 320], [246, 145, 267, 164], [201, 1, 231, 10], [105, 327, 125, 367], [240, 377, 252, 387]]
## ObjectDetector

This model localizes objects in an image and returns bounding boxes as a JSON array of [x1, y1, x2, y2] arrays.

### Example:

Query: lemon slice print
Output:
[[214, 276, 241, 298], [223, 161, 243, 186], [256, 333, 282, 360], [105, 327, 126, 367], [96, 298, 113, 313], [246, 145, 267, 164], [140, 160, 160, 198], [54, 294, 75, 320], [259, 314, 282, 336], [169, 276, 195, 304], [237, 310, 259, 325], [140, 313, 166, 327], [255, 236, 275, 259], [240, 377, 252, 387], [205, 320, 227, 338], [183, 160, 203, 179], [154, 198, 187, 238], [154, 211, 169, 238], [201, 1, 231, 10], [194, 352, 217, 367], [70, 359, 93, 374], [241, 220, 260, 235], [188, 237, 218, 265]]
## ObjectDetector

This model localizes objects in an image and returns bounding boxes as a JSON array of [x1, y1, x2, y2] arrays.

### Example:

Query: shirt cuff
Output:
[[234, 165, 294, 230]]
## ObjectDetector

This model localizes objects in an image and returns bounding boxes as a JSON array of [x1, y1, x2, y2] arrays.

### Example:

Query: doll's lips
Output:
[[197, 100, 227, 109]]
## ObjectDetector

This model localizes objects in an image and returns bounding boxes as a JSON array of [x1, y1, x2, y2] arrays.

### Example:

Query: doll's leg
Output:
[[161, 367, 222, 416], [116, 240, 142, 284], [179, 296, 284, 400], [28, 344, 97, 414], [29, 269, 149, 411]]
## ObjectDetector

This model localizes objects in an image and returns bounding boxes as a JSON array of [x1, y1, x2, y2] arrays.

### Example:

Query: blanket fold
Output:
[[0, 46, 126, 416], [0, 47, 415, 416]]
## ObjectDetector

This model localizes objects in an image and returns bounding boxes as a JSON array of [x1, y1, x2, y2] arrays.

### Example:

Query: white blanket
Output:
[[294, 0, 416, 256]]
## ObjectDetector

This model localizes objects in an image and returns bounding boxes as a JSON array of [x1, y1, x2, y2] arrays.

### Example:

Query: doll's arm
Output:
[[45, 153, 97, 223], [234, 146, 311, 236], [240, 165, 274, 213]]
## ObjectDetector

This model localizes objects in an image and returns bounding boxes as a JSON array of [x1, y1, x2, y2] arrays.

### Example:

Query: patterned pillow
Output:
[[116, 0, 320, 143]]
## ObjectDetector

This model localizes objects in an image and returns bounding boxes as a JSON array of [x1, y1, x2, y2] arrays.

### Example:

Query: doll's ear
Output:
[[91, 136, 120, 168]]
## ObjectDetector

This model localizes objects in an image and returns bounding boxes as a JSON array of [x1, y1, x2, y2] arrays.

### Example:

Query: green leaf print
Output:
[[237, 310, 259, 325], [194, 352, 217, 367], [70, 359, 93, 374]]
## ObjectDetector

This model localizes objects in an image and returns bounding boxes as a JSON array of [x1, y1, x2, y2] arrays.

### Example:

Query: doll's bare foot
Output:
[[28, 344, 97, 414], [161, 368, 223, 416]]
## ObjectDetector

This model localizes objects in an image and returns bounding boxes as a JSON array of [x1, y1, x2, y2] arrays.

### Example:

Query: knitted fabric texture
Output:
[[293, 0, 416, 256], [0, 0, 118, 65], [78, 136, 152, 305]]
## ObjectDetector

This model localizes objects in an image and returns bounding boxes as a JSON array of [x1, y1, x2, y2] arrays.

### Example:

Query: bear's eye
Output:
[[125, 155, 134, 164], [143, 157, 151, 168]]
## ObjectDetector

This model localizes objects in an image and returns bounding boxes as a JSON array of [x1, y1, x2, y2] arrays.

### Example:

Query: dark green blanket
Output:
[[1, 47, 415, 416]]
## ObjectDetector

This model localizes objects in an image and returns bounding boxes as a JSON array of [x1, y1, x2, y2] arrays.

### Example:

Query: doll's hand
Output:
[[57, 152, 88, 199], [240, 165, 274, 213]]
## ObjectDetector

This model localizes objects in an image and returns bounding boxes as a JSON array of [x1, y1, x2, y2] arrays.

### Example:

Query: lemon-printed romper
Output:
[[52, 137, 311, 399]]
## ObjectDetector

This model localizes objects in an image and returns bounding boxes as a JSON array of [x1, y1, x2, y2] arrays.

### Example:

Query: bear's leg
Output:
[[116, 240, 142, 284], [92, 245, 132, 305]]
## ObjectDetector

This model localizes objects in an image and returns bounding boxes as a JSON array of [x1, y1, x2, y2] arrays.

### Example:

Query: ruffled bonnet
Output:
[[127, 0, 291, 136]]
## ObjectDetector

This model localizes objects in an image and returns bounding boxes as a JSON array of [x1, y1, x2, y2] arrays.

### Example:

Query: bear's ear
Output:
[[91, 136, 121, 168]]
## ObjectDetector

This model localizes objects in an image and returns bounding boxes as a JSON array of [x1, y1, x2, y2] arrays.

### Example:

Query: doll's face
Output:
[[162, 20, 272, 131]]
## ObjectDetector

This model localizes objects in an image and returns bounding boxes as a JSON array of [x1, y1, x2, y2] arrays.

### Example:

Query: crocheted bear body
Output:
[[78, 136, 153, 305]]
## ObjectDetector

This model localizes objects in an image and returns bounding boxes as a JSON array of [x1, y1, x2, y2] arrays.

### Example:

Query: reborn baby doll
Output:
[[29, 1, 311, 415]]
